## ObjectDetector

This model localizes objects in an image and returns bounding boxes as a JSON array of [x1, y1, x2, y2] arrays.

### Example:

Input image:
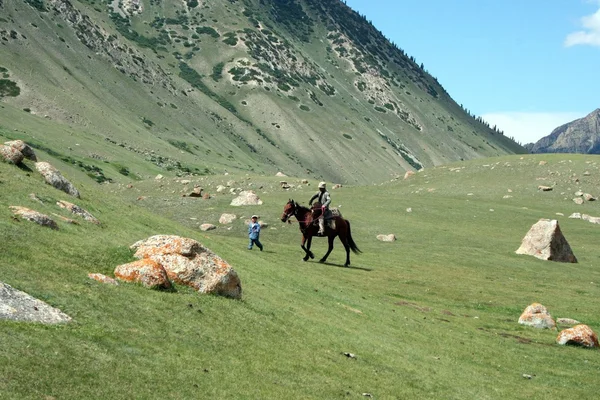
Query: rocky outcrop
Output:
[[9, 206, 59, 230], [556, 324, 599, 348], [530, 109, 600, 154], [48, 0, 176, 92], [129, 235, 242, 299], [35, 162, 80, 198], [518, 303, 556, 329], [515, 219, 577, 263]]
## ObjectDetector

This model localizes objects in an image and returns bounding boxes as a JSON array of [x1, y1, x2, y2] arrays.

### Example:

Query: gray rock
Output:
[[0, 282, 71, 324], [35, 162, 80, 198], [515, 219, 577, 263]]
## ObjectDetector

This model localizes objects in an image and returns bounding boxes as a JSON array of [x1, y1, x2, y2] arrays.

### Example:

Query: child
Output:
[[248, 215, 263, 251]]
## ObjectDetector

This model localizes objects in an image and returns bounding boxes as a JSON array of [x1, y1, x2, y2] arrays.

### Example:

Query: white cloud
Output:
[[481, 112, 584, 144], [564, 8, 600, 47]]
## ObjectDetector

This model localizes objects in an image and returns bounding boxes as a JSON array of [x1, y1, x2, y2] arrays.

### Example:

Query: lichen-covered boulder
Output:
[[114, 259, 172, 290], [35, 162, 80, 198], [130, 235, 241, 299], [518, 303, 556, 329], [556, 325, 599, 348]]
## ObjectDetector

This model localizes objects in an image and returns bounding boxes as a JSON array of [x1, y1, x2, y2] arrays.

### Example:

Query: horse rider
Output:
[[309, 181, 331, 236]]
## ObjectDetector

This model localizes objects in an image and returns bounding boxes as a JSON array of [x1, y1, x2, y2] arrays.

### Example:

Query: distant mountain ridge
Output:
[[0, 0, 525, 184], [528, 109, 600, 154]]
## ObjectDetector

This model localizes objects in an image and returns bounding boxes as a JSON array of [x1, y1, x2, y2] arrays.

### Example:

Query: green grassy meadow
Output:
[[2, 149, 600, 399]]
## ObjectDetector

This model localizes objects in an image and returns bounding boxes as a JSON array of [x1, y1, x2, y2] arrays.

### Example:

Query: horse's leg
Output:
[[339, 232, 351, 267], [319, 235, 335, 263], [306, 235, 315, 259], [300, 234, 311, 262]]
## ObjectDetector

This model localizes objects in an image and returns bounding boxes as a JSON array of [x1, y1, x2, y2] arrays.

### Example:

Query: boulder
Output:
[[219, 213, 237, 224], [216, 185, 226, 193], [4, 140, 37, 161], [35, 162, 80, 198], [538, 185, 553, 191], [187, 186, 203, 197], [0, 145, 24, 164], [200, 223, 216, 231], [276, 172, 287, 177], [56, 200, 100, 224], [573, 197, 584, 205], [515, 219, 577, 263], [0, 282, 71, 324], [114, 259, 172, 290], [129, 235, 241, 299], [582, 214, 600, 224], [376, 234, 396, 242], [404, 171, 415, 180], [230, 190, 263, 206], [518, 303, 556, 329], [583, 193, 597, 201], [556, 324, 599, 348], [557, 318, 581, 326], [9, 206, 58, 230]]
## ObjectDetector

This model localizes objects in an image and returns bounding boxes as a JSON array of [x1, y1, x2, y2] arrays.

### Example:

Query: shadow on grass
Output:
[[16, 163, 33, 173], [315, 260, 373, 272]]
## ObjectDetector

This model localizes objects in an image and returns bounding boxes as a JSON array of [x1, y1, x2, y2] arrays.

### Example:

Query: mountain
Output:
[[0, 0, 525, 184], [528, 109, 600, 154]]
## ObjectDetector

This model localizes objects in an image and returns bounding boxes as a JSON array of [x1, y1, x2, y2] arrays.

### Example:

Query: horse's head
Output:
[[281, 199, 296, 223]]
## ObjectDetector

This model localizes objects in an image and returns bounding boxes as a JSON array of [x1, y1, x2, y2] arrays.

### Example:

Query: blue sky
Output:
[[344, 0, 600, 144]]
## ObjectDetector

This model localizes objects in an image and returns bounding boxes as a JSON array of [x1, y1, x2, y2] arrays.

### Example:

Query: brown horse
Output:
[[281, 199, 361, 267]]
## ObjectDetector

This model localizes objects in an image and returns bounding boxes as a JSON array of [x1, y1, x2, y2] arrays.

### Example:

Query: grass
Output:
[[2, 152, 600, 399]]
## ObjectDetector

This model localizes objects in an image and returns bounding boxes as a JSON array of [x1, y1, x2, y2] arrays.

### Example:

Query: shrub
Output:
[[299, 105, 310, 112], [168, 139, 194, 154], [195, 26, 220, 38], [0, 79, 20, 97]]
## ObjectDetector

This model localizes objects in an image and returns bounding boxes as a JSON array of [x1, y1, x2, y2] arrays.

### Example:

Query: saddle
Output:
[[311, 203, 342, 230]]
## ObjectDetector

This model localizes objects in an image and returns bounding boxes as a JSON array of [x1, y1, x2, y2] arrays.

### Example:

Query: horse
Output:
[[281, 199, 361, 267]]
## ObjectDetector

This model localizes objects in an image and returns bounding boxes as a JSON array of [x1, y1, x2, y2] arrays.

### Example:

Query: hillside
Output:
[[0, 0, 524, 185], [528, 109, 600, 154], [2, 147, 600, 398]]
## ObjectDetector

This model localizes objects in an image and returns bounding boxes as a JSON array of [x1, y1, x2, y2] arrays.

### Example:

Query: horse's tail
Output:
[[346, 220, 361, 254]]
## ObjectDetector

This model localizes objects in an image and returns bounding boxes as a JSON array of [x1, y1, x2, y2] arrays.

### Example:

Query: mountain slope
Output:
[[529, 109, 600, 154], [0, 0, 525, 184]]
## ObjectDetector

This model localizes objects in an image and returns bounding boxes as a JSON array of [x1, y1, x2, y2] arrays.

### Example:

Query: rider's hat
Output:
[[251, 215, 258, 219], [318, 181, 326, 189]]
